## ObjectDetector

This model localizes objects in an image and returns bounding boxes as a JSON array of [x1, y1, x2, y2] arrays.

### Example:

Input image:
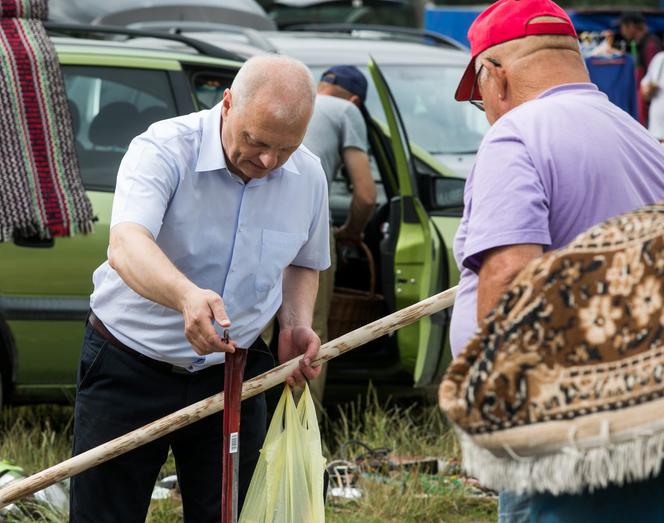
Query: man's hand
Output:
[[180, 288, 236, 356], [278, 326, 321, 387], [642, 82, 660, 101], [109, 224, 235, 356], [334, 224, 363, 245]]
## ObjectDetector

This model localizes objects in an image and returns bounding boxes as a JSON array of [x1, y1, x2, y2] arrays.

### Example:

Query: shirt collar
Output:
[[536, 82, 599, 100], [194, 101, 302, 179], [195, 102, 227, 173], [281, 155, 300, 176]]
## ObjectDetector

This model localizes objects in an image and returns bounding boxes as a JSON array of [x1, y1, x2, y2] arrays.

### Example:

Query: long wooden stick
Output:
[[0, 286, 457, 508]]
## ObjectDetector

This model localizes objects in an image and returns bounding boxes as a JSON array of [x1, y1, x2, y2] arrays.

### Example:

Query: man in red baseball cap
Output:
[[446, 0, 664, 522], [455, 0, 577, 104]]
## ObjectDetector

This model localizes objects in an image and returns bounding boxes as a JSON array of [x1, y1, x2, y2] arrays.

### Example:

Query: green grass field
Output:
[[0, 391, 496, 522]]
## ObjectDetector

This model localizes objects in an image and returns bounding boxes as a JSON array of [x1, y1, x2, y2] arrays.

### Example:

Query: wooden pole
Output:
[[0, 286, 457, 508]]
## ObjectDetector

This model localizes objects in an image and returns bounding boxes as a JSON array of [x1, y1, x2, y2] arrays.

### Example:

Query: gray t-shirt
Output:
[[303, 95, 368, 186]]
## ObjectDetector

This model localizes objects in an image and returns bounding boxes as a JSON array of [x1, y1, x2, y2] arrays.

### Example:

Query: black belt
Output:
[[88, 311, 190, 374]]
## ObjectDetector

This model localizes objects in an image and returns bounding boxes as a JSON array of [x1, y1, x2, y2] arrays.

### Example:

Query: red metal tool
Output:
[[221, 329, 247, 523]]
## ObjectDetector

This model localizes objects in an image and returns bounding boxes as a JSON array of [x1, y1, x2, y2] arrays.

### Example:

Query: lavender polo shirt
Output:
[[450, 83, 664, 357]]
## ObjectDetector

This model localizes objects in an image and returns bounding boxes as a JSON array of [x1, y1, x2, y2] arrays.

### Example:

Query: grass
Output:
[[0, 390, 496, 522], [322, 389, 496, 523]]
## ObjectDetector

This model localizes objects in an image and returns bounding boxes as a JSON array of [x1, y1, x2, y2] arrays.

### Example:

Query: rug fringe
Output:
[[457, 428, 664, 495]]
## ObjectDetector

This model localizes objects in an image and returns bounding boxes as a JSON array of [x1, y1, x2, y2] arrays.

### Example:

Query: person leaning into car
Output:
[[69, 55, 330, 522], [449, 0, 664, 522], [301, 65, 376, 400]]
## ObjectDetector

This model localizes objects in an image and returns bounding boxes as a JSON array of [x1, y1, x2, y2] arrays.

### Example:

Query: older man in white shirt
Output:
[[70, 55, 329, 522]]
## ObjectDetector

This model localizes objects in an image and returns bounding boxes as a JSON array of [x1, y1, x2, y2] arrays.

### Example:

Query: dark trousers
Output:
[[70, 326, 274, 523]]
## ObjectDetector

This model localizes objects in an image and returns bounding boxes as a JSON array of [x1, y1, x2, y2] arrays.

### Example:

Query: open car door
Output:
[[368, 59, 446, 387]]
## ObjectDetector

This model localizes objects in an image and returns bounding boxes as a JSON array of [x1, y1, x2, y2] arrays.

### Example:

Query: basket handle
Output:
[[357, 241, 377, 298]]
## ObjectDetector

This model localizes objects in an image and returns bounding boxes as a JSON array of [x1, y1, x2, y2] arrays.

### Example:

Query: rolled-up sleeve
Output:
[[111, 137, 179, 239]]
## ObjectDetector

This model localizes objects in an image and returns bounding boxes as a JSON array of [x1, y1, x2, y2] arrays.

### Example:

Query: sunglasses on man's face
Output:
[[468, 58, 502, 112]]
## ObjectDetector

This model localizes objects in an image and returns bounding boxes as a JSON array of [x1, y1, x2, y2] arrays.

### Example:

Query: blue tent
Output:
[[424, 5, 664, 47], [571, 9, 664, 33], [424, 6, 479, 48]]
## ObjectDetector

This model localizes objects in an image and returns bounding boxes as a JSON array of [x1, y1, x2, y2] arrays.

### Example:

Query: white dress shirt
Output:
[[90, 103, 330, 371]]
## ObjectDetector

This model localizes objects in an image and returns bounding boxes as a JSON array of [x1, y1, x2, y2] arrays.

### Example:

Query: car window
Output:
[[310, 64, 488, 156], [329, 153, 387, 226], [63, 66, 178, 192], [190, 71, 232, 110], [377, 65, 488, 155]]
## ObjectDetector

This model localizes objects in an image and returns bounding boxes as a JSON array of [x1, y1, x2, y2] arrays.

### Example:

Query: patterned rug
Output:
[[0, 0, 92, 241], [440, 203, 664, 495]]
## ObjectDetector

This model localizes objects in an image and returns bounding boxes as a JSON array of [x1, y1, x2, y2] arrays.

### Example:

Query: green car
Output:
[[0, 29, 464, 406]]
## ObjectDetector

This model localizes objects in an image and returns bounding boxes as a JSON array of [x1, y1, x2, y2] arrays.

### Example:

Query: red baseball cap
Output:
[[455, 0, 578, 101]]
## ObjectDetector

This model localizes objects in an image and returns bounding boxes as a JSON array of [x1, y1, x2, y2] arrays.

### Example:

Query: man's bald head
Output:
[[230, 55, 315, 124], [220, 55, 316, 182]]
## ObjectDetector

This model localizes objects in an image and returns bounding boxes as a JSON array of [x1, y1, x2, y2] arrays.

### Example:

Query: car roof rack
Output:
[[44, 22, 244, 62], [283, 23, 467, 51], [124, 20, 279, 53]]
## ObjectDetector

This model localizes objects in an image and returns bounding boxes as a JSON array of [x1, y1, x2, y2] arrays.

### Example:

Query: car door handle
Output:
[[396, 278, 416, 284]]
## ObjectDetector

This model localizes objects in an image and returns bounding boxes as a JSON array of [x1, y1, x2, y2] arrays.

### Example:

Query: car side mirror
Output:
[[432, 177, 465, 212]]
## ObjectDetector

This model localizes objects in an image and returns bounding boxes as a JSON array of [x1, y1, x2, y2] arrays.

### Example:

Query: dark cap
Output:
[[619, 11, 646, 26], [320, 65, 368, 103]]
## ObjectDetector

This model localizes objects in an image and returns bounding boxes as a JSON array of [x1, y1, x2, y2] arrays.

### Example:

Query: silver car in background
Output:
[[258, 28, 489, 179], [106, 23, 489, 180]]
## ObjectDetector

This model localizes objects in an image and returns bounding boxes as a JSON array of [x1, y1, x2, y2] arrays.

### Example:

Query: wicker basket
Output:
[[328, 242, 386, 340]]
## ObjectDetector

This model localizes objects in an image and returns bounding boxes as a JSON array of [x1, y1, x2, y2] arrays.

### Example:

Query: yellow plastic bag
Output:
[[239, 384, 326, 523]]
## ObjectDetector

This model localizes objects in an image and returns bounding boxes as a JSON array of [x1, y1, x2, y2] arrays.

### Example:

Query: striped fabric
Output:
[[0, 0, 93, 241]]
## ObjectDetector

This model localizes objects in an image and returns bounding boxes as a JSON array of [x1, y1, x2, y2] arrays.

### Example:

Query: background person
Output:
[[70, 55, 330, 523], [619, 11, 663, 125], [641, 49, 664, 141], [301, 65, 376, 401], [450, 0, 664, 521]]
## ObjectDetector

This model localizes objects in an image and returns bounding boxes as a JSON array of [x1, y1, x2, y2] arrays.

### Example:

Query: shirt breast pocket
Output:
[[255, 229, 307, 293]]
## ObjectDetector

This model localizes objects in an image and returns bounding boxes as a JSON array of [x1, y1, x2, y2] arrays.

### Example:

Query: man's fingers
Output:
[[201, 295, 235, 353], [300, 360, 321, 381], [182, 289, 234, 355], [289, 367, 306, 387], [301, 339, 320, 367], [289, 356, 321, 386], [289, 367, 321, 387], [210, 295, 231, 328], [190, 329, 236, 355], [207, 336, 236, 354]]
